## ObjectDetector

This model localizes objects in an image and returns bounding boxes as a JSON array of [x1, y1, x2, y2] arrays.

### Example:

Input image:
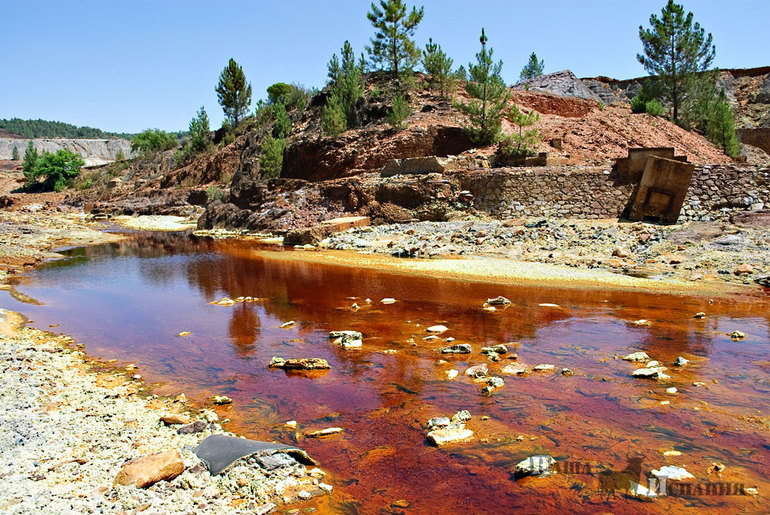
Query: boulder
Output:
[[441, 343, 472, 354], [113, 451, 185, 488], [513, 70, 601, 101], [426, 426, 474, 447]]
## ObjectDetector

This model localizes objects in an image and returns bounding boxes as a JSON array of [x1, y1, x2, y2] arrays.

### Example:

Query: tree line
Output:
[[0, 118, 132, 140]]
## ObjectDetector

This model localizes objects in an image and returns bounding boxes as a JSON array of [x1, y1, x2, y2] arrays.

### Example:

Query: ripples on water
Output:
[[5, 232, 770, 514]]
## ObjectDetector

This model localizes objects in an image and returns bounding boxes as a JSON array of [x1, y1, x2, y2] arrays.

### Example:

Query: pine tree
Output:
[[259, 134, 285, 179], [215, 58, 252, 127], [519, 52, 545, 80], [387, 93, 412, 129], [188, 106, 212, 154], [707, 89, 739, 157], [454, 28, 510, 145], [327, 41, 366, 128], [422, 38, 455, 98], [22, 141, 38, 181], [322, 93, 347, 137], [501, 104, 541, 157], [637, 0, 715, 124], [366, 0, 424, 76], [11, 146, 19, 160]]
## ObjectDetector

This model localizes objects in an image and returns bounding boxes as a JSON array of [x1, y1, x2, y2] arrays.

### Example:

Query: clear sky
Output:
[[2, 0, 767, 133]]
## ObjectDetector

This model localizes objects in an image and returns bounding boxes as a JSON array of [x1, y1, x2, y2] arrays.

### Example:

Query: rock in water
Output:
[[651, 465, 694, 481], [212, 395, 232, 405], [485, 296, 511, 306], [113, 451, 185, 488], [632, 367, 668, 379], [426, 426, 474, 447], [426, 325, 449, 333], [514, 455, 556, 479], [623, 351, 650, 362], [673, 356, 689, 367], [729, 330, 746, 341], [481, 344, 508, 355], [329, 330, 363, 349], [269, 357, 331, 370], [441, 344, 472, 354], [501, 363, 528, 375], [755, 275, 770, 288], [465, 364, 489, 378]]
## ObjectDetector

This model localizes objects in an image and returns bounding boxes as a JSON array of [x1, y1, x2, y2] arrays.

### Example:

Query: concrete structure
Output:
[[613, 148, 688, 185], [627, 156, 696, 224]]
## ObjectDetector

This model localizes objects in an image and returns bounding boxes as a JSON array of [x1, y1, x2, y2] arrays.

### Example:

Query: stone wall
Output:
[[457, 165, 769, 221]]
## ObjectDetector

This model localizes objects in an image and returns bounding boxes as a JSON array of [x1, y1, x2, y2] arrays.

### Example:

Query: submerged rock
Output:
[[673, 356, 689, 367], [441, 343, 472, 354], [329, 330, 363, 349], [514, 455, 556, 479], [481, 344, 508, 355], [113, 451, 185, 488], [501, 363, 528, 375], [269, 357, 331, 370]]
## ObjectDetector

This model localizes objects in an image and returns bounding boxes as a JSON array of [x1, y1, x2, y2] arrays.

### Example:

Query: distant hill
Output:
[[0, 118, 132, 140]]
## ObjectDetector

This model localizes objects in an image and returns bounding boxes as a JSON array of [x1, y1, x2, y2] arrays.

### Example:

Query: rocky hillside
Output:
[[0, 138, 131, 166], [67, 72, 751, 228]]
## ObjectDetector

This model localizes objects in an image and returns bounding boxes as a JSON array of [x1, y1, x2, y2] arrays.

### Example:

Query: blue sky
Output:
[[2, 0, 767, 133]]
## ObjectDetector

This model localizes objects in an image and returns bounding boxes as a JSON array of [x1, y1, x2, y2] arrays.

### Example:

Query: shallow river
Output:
[[5, 231, 770, 514]]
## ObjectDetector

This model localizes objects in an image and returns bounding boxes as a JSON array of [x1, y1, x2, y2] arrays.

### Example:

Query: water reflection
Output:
[[4, 231, 770, 514]]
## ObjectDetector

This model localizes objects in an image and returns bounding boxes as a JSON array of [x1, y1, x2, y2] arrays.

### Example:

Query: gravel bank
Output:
[[0, 310, 328, 514], [321, 216, 770, 292]]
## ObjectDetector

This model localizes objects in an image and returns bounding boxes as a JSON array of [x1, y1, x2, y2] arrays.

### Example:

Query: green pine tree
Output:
[[519, 52, 545, 80], [327, 41, 366, 128], [386, 92, 412, 129], [272, 102, 291, 138], [637, 0, 715, 124], [259, 134, 285, 179], [11, 146, 20, 160], [422, 38, 455, 98], [322, 93, 347, 137], [215, 58, 252, 127], [366, 0, 424, 76], [707, 89, 739, 157], [188, 106, 212, 155], [22, 141, 38, 181], [454, 28, 510, 145], [501, 104, 541, 157]]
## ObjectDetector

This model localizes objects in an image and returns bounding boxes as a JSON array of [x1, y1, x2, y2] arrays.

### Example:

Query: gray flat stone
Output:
[[194, 434, 317, 475]]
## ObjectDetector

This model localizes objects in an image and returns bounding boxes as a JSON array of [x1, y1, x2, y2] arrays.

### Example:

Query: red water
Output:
[[5, 232, 770, 514]]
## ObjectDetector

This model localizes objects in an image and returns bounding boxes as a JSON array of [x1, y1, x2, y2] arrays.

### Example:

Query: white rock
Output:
[[651, 465, 694, 481], [427, 325, 448, 333], [623, 351, 650, 362]]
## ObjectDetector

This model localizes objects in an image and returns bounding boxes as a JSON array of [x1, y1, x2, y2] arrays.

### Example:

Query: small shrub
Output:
[[645, 99, 665, 116], [205, 185, 224, 201], [11, 146, 19, 160], [387, 93, 411, 130], [115, 149, 126, 161], [630, 94, 646, 114], [598, 101, 605, 111], [501, 104, 541, 157], [259, 134, 285, 179]]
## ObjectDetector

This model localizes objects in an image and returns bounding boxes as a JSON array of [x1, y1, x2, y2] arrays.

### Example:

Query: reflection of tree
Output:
[[228, 303, 260, 356]]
